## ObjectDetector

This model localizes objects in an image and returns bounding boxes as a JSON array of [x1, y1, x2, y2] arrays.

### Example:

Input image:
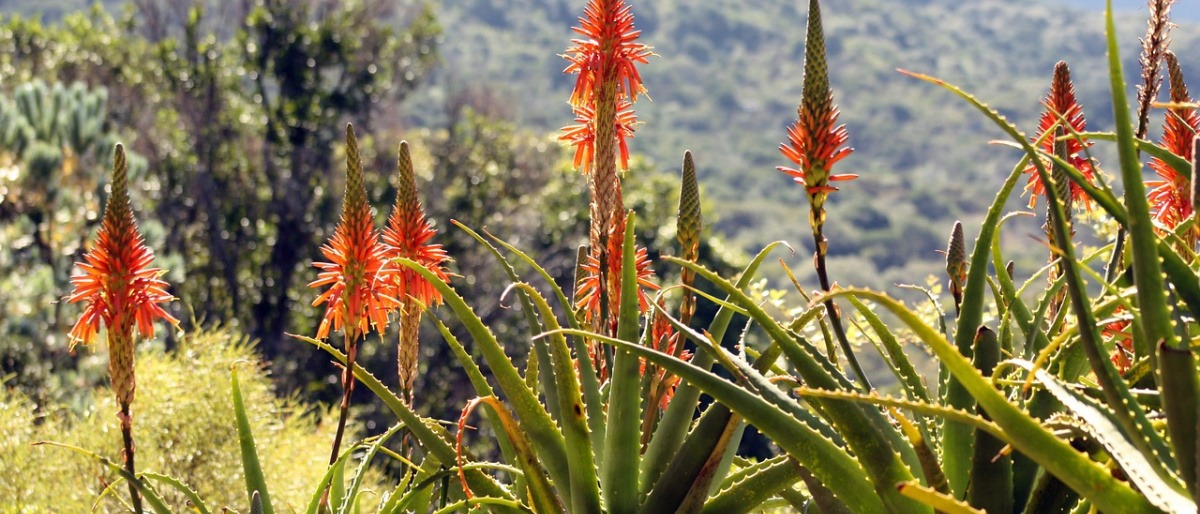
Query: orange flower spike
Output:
[[1023, 61, 1097, 210], [310, 124, 398, 341], [1147, 52, 1200, 229], [561, 0, 649, 175], [383, 141, 450, 307], [67, 144, 176, 513], [68, 144, 178, 349], [778, 0, 854, 228], [384, 141, 450, 397], [563, 0, 651, 108], [559, 92, 639, 174]]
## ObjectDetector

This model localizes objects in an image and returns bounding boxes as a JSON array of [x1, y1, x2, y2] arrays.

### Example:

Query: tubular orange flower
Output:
[[776, 0, 855, 221], [1103, 307, 1134, 374], [563, 0, 651, 109], [562, 0, 653, 338], [312, 124, 398, 477], [1023, 61, 1096, 210], [67, 144, 174, 514], [383, 141, 449, 307], [559, 100, 638, 175], [1147, 52, 1199, 230], [777, 0, 872, 389], [383, 141, 450, 397], [68, 144, 178, 348], [309, 125, 398, 341], [560, 0, 649, 175], [645, 300, 688, 408], [574, 244, 658, 328]]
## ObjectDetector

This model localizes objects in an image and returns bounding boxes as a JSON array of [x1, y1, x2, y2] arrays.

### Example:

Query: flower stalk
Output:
[[68, 144, 178, 513], [562, 0, 651, 337], [309, 124, 398, 472], [778, 0, 867, 389], [383, 141, 449, 404]]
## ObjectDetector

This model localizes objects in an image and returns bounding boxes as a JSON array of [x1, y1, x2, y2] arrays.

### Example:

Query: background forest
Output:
[[1, 0, 1197, 508]]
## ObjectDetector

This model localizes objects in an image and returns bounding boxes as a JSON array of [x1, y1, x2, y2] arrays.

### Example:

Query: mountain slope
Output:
[[424, 0, 1200, 287]]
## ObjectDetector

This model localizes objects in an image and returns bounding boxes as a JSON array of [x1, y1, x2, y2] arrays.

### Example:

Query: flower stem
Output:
[[398, 306, 421, 405], [322, 332, 358, 506], [118, 402, 142, 514], [813, 225, 872, 391]]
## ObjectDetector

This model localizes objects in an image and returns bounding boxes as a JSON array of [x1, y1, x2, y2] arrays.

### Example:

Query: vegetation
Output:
[[4, 0, 1200, 513], [1, 329, 353, 511]]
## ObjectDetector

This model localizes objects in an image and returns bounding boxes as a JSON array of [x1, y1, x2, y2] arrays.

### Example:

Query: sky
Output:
[[1061, 0, 1200, 20]]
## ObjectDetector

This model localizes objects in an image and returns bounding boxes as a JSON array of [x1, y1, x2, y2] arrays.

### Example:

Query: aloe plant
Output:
[[46, 1, 1200, 513]]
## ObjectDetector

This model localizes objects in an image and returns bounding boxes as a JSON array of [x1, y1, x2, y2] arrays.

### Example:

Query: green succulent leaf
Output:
[[394, 257, 573, 505], [35, 441, 173, 514], [640, 241, 786, 493], [602, 211, 644, 514], [544, 328, 886, 513], [292, 333, 520, 509], [818, 288, 1160, 514], [232, 368, 275, 514], [701, 456, 803, 514]]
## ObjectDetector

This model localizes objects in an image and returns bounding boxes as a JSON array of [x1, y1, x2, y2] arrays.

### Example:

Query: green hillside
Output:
[[4, 0, 1196, 288], [420, 0, 1200, 288]]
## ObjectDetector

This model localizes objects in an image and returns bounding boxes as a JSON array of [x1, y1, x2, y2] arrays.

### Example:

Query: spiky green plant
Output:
[[45, 1, 1200, 513]]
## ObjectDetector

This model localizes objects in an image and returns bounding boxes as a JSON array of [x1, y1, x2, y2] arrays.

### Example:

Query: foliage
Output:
[[0, 328, 360, 512], [0, 0, 440, 357], [9, 0, 1200, 513]]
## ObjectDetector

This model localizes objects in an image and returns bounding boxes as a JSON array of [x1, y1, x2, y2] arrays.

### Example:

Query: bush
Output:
[[0, 329, 372, 512]]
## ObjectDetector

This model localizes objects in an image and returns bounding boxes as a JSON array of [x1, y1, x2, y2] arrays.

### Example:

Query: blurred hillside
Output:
[[416, 0, 1200, 290], [1063, 0, 1200, 20], [4, 0, 1198, 290], [3, 0, 1199, 407]]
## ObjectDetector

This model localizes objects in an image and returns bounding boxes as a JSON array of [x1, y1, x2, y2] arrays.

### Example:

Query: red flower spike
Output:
[[778, 0, 854, 212], [310, 125, 399, 340], [383, 141, 450, 307], [1147, 52, 1200, 230], [68, 144, 177, 348], [563, 0, 651, 108], [561, 0, 648, 175], [574, 243, 658, 329], [1023, 61, 1097, 210]]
